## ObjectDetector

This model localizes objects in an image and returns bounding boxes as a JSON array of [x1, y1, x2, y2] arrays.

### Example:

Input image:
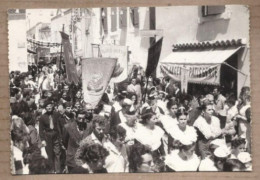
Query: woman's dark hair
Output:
[[239, 86, 250, 99], [79, 143, 109, 164], [223, 159, 246, 172], [231, 138, 246, 148], [128, 93, 138, 105], [200, 100, 213, 111], [175, 108, 188, 119], [140, 111, 155, 125], [128, 142, 151, 172], [226, 95, 236, 106], [166, 99, 178, 110], [29, 154, 51, 174]]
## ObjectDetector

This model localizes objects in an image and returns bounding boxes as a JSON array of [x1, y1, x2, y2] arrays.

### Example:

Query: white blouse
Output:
[[135, 124, 164, 151], [160, 115, 178, 134], [169, 125, 198, 143], [165, 150, 200, 171], [193, 115, 222, 140]]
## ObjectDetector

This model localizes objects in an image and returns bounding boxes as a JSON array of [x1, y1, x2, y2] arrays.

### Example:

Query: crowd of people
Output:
[[10, 62, 252, 174]]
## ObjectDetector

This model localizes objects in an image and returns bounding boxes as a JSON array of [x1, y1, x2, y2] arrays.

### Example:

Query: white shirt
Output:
[[199, 157, 218, 171], [165, 150, 200, 171], [119, 122, 141, 145], [103, 141, 128, 173], [169, 125, 198, 144], [135, 124, 164, 151], [193, 115, 222, 139], [13, 146, 29, 174], [113, 101, 122, 112], [160, 115, 178, 134], [119, 111, 127, 124]]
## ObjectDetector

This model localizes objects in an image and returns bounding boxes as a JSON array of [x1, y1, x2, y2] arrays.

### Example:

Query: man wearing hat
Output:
[[39, 100, 61, 173]]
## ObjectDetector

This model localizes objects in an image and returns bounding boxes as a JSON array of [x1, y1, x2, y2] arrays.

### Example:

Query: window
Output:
[[111, 7, 117, 32], [130, 7, 139, 28], [100, 8, 108, 35], [119, 7, 127, 28], [202, 6, 225, 17]]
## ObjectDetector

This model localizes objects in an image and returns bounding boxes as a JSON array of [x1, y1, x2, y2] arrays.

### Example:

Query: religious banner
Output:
[[180, 66, 189, 93], [60, 31, 79, 85], [146, 37, 163, 77], [82, 58, 117, 107], [160, 63, 221, 85], [99, 44, 128, 83]]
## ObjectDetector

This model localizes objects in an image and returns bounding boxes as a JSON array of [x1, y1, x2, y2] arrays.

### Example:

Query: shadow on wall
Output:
[[196, 6, 230, 42]]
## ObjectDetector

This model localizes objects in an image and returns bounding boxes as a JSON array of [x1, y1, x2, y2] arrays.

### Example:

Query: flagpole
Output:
[[59, 24, 65, 85]]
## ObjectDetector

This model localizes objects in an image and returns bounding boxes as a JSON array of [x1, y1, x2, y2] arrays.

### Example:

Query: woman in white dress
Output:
[[193, 101, 222, 159], [168, 108, 197, 153], [164, 139, 200, 172], [134, 109, 165, 171], [160, 99, 179, 134]]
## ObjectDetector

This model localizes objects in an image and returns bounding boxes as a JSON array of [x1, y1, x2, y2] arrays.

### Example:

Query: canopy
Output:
[[160, 47, 242, 85], [160, 47, 241, 65]]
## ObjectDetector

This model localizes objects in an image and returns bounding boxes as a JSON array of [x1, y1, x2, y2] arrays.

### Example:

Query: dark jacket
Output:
[[39, 112, 61, 141], [63, 121, 91, 167]]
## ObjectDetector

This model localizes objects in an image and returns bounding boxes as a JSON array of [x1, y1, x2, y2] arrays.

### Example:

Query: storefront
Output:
[[160, 39, 248, 97]]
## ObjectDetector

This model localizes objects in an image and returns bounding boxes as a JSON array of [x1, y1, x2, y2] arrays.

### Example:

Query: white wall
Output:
[[9, 14, 28, 72]]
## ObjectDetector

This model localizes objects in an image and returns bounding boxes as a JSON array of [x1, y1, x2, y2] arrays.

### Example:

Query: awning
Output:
[[161, 47, 242, 65], [160, 47, 243, 85]]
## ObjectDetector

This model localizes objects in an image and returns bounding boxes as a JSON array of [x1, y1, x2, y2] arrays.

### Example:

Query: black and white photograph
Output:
[[8, 5, 251, 174]]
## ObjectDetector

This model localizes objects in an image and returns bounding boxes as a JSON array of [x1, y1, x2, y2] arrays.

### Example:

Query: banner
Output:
[[146, 37, 163, 77], [82, 58, 117, 107], [180, 66, 189, 93], [160, 63, 221, 85], [60, 32, 79, 85], [99, 44, 128, 83]]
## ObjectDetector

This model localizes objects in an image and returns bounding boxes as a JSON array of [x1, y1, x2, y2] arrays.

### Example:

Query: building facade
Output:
[[156, 5, 250, 95]]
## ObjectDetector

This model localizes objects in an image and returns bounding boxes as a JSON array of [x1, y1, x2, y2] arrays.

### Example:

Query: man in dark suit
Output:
[[39, 100, 61, 173], [63, 109, 91, 173]]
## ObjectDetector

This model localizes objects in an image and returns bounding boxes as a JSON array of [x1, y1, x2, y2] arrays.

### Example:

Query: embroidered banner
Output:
[[82, 58, 117, 107], [99, 44, 128, 83], [160, 63, 221, 85]]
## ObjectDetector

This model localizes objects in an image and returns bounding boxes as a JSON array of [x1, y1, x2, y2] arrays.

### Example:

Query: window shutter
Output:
[[202, 6, 225, 17], [130, 7, 139, 28], [119, 7, 127, 28], [100, 8, 108, 34], [111, 7, 117, 32]]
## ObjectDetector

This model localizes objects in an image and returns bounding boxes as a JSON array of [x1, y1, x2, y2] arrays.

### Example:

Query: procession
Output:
[[8, 6, 251, 174]]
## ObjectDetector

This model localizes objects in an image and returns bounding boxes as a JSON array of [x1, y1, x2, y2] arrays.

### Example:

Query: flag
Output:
[[99, 44, 128, 83], [145, 37, 163, 77], [82, 58, 117, 107], [60, 31, 79, 85]]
